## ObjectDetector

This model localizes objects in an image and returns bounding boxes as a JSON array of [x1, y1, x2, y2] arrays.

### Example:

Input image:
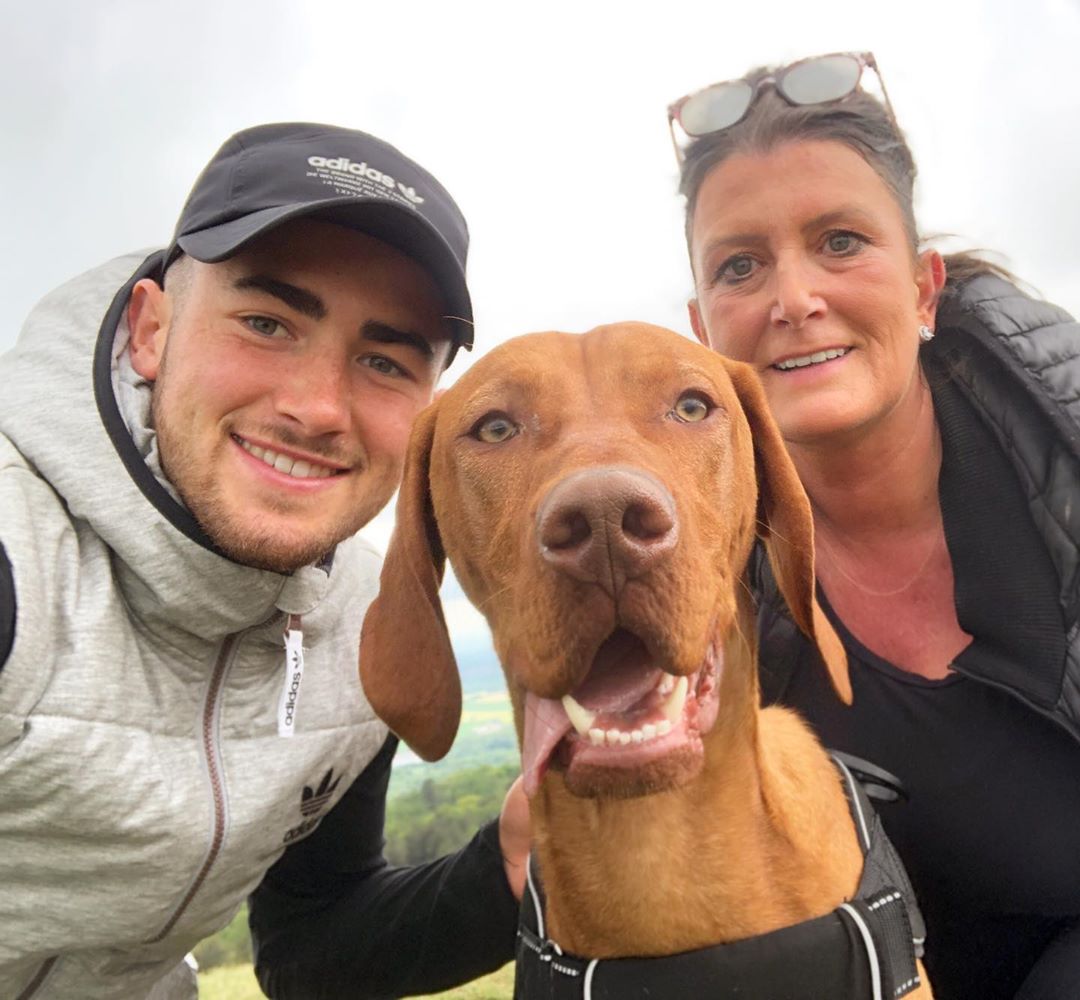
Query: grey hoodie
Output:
[[0, 251, 389, 998]]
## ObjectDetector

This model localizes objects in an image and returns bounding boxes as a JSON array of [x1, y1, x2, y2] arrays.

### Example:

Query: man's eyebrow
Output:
[[233, 275, 327, 320], [362, 321, 436, 360]]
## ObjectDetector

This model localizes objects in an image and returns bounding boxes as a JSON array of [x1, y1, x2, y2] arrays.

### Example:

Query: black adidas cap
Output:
[[169, 122, 473, 351]]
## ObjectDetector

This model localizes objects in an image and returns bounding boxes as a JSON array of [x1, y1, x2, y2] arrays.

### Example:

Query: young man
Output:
[[0, 123, 522, 999]]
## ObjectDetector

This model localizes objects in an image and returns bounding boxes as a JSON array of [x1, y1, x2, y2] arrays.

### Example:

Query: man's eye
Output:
[[471, 413, 519, 444], [245, 316, 284, 337], [670, 393, 712, 423], [363, 355, 406, 378]]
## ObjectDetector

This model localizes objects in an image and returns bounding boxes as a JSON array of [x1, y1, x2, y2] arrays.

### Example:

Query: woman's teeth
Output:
[[775, 347, 848, 371]]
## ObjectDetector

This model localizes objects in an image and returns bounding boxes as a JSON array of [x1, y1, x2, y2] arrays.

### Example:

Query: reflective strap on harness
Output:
[[514, 754, 925, 999], [515, 902, 887, 999]]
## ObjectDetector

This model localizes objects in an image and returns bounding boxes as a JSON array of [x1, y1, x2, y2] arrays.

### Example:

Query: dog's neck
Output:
[[529, 630, 862, 959]]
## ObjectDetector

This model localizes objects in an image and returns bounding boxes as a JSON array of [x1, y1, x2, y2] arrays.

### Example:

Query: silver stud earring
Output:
[[919, 325, 935, 343]]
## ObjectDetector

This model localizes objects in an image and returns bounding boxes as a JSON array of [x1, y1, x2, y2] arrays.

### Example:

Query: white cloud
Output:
[[3, 0, 1077, 363]]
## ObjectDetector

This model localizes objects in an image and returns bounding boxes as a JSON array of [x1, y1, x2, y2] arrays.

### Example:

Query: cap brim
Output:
[[175, 198, 473, 350]]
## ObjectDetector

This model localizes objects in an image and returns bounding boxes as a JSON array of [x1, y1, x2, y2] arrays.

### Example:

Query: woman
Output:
[[669, 52, 1080, 1000]]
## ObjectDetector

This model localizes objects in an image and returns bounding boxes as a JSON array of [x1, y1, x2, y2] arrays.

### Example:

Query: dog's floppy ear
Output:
[[722, 359, 852, 704], [359, 403, 462, 760]]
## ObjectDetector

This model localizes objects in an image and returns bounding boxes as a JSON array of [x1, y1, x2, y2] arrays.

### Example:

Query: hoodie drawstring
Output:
[[278, 613, 305, 737]]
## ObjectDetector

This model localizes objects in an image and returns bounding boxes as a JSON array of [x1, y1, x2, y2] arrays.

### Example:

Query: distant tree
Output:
[[384, 764, 519, 865]]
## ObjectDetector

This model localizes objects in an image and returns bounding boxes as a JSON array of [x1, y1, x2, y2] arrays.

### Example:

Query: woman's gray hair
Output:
[[678, 65, 1006, 291]]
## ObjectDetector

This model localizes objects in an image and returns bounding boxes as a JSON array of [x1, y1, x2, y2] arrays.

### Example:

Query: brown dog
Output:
[[360, 323, 930, 997]]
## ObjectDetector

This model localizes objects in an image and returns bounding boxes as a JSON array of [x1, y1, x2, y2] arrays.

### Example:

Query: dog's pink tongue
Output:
[[572, 630, 658, 713], [521, 693, 571, 798]]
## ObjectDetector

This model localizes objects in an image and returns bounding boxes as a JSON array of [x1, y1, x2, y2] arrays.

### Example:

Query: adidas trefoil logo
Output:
[[283, 767, 343, 843], [301, 768, 343, 817], [306, 156, 425, 204]]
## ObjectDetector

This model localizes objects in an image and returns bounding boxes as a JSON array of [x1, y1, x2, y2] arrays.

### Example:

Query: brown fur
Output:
[[360, 324, 930, 994]]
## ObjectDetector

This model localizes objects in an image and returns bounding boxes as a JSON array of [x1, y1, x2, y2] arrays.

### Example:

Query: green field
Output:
[[388, 689, 518, 797]]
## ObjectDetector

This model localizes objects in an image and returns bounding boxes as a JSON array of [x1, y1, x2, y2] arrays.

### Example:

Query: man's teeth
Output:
[[239, 439, 336, 479], [562, 672, 687, 746], [775, 347, 848, 371]]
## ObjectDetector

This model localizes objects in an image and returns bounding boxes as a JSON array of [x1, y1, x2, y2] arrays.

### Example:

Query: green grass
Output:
[[198, 963, 263, 1000], [418, 964, 514, 999], [198, 962, 514, 999]]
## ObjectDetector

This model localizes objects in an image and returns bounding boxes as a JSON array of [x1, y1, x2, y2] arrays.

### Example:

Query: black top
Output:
[[780, 371, 1080, 1000], [249, 734, 518, 999]]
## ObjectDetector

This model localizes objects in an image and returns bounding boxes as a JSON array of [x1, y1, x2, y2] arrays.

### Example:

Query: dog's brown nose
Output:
[[537, 467, 678, 591]]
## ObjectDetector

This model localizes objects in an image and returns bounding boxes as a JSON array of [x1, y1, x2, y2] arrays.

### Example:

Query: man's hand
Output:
[[498, 775, 530, 900]]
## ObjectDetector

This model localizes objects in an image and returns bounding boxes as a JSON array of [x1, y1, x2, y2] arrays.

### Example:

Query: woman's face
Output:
[[688, 140, 942, 448]]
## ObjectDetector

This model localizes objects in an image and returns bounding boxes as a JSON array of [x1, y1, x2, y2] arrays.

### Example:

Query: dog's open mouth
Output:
[[520, 628, 722, 797]]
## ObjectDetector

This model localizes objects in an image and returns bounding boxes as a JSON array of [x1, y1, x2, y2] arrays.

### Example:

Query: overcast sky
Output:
[[4, 0, 1079, 646]]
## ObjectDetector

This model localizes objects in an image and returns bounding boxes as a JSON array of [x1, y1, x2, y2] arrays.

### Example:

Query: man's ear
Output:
[[688, 298, 709, 348], [127, 278, 172, 381], [916, 249, 947, 329]]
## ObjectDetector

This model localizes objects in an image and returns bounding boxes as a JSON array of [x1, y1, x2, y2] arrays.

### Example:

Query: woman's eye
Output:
[[715, 254, 757, 284], [671, 393, 712, 423], [245, 316, 284, 338], [363, 355, 406, 378], [824, 231, 865, 255], [472, 413, 519, 444]]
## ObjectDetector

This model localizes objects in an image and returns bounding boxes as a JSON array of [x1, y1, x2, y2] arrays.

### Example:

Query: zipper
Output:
[[14, 956, 56, 1000], [20, 612, 291, 989], [145, 611, 288, 942], [144, 631, 239, 944], [950, 658, 1080, 745]]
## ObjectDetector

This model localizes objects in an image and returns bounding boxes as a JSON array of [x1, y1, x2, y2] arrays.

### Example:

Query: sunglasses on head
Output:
[[667, 51, 895, 164]]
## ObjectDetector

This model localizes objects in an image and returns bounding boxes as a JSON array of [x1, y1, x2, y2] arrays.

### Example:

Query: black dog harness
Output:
[[514, 754, 925, 999]]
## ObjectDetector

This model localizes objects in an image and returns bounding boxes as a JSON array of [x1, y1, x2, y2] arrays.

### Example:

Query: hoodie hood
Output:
[[0, 250, 331, 641]]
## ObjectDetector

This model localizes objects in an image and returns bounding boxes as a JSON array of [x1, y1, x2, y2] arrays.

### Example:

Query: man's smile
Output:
[[232, 434, 351, 482]]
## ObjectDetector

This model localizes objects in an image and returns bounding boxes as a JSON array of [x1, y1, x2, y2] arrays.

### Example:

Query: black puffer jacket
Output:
[[756, 274, 1080, 744]]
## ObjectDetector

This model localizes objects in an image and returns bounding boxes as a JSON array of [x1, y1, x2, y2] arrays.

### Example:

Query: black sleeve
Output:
[[249, 734, 518, 1000], [1015, 919, 1080, 999], [0, 542, 15, 671]]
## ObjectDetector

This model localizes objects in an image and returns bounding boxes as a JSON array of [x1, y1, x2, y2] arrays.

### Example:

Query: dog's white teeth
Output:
[[657, 675, 675, 696], [588, 721, 669, 747], [562, 694, 596, 734], [661, 675, 689, 722]]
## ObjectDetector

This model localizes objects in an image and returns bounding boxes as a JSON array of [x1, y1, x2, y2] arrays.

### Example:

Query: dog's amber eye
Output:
[[472, 412, 519, 444], [671, 393, 711, 423]]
